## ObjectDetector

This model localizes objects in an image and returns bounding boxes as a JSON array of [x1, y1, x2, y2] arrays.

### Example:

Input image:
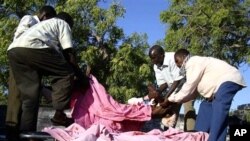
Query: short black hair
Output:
[[57, 12, 74, 28], [39, 5, 57, 18], [149, 45, 164, 56], [174, 49, 190, 57]]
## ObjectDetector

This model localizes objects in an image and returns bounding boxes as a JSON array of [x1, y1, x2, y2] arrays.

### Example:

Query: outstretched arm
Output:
[[147, 83, 168, 103], [160, 79, 182, 107]]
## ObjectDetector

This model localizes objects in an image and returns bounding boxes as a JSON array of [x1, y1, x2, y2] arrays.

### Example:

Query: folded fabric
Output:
[[70, 75, 152, 133], [44, 123, 209, 141], [44, 75, 209, 141]]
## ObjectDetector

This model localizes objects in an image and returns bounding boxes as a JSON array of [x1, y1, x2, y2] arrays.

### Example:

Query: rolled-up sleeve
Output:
[[168, 59, 204, 103]]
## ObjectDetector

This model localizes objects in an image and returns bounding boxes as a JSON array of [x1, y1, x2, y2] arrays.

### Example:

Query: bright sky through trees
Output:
[[101, 0, 250, 112]]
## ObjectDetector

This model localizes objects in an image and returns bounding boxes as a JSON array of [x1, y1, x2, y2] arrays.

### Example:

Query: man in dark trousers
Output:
[[7, 12, 79, 140], [5, 5, 57, 141], [165, 49, 246, 141]]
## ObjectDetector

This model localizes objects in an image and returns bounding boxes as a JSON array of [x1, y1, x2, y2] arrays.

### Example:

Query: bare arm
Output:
[[164, 79, 181, 98], [159, 80, 182, 107], [157, 83, 168, 94]]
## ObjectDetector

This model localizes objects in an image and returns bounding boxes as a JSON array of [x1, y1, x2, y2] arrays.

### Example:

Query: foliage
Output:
[[0, 93, 7, 105], [246, 110, 250, 123], [81, 33, 154, 102], [0, 0, 50, 103], [230, 108, 250, 123], [160, 0, 250, 67], [106, 33, 153, 102], [0, 0, 154, 104]]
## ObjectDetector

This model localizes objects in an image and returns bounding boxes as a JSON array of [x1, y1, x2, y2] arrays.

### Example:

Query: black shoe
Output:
[[51, 111, 74, 127], [50, 117, 74, 127], [5, 125, 20, 141]]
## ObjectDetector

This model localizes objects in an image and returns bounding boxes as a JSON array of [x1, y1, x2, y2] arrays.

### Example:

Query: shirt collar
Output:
[[157, 65, 168, 70], [33, 15, 40, 22], [179, 54, 191, 76]]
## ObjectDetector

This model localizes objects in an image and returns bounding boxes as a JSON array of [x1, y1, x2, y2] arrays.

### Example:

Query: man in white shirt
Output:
[[13, 6, 57, 40], [165, 49, 246, 141], [7, 12, 77, 138], [5, 6, 57, 141], [146, 45, 196, 131]]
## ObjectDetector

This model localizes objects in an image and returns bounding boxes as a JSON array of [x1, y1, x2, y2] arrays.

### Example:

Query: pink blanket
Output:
[[43, 123, 209, 141], [70, 75, 152, 132], [44, 75, 209, 140]]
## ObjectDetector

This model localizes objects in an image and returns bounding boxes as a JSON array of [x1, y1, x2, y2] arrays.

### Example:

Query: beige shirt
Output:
[[168, 56, 246, 103], [8, 18, 73, 52]]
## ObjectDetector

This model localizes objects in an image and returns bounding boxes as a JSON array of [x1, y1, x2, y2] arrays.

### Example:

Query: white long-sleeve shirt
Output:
[[8, 18, 73, 52], [168, 56, 246, 103], [14, 15, 40, 40]]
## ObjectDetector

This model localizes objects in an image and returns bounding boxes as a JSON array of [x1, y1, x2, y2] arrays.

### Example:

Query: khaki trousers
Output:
[[183, 100, 196, 131]]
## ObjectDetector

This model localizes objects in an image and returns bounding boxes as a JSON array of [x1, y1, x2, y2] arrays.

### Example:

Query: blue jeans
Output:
[[195, 81, 243, 141]]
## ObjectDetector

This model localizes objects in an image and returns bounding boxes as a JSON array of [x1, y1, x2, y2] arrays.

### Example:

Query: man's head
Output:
[[57, 12, 74, 28], [174, 49, 190, 68], [149, 45, 165, 67], [38, 5, 57, 21]]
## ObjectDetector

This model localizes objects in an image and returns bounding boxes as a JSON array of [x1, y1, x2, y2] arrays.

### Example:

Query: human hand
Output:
[[160, 99, 176, 108], [151, 105, 167, 118]]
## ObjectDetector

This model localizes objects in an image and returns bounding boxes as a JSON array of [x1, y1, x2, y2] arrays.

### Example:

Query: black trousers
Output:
[[7, 47, 74, 132], [5, 67, 22, 127]]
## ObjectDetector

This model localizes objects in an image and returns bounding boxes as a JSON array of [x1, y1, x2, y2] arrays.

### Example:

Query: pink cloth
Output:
[[70, 75, 152, 132], [43, 123, 111, 141], [43, 123, 209, 141], [44, 75, 209, 141]]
